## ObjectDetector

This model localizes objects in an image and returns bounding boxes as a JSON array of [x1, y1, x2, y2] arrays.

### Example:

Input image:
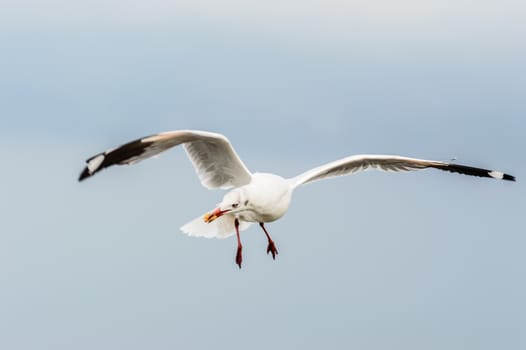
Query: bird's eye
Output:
[[232, 203, 239, 208]]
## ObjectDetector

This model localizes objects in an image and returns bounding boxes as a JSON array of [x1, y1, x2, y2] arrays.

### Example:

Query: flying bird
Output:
[[79, 130, 515, 268]]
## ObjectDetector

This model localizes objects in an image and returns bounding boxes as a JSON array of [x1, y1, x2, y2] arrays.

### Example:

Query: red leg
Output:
[[235, 219, 243, 269], [260, 223, 278, 260]]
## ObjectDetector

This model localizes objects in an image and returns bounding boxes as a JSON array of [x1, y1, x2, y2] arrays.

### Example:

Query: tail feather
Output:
[[180, 214, 252, 239]]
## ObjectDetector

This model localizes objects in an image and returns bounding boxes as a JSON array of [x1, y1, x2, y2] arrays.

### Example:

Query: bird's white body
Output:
[[180, 173, 292, 239], [234, 173, 292, 223], [79, 129, 514, 267]]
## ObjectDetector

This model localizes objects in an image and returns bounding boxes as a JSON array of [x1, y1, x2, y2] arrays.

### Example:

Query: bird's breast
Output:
[[239, 173, 292, 223]]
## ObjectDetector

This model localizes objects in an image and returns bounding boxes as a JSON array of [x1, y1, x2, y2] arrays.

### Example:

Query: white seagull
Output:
[[79, 130, 515, 268]]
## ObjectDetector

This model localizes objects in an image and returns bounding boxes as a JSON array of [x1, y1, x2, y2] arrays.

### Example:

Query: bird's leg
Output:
[[259, 223, 278, 260], [235, 219, 243, 269]]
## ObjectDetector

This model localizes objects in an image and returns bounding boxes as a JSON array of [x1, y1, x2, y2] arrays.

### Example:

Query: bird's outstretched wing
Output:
[[288, 154, 515, 189], [78, 130, 252, 189]]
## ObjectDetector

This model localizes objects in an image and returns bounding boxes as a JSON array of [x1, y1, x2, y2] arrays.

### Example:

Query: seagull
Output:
[[79, 130, 515, 268]]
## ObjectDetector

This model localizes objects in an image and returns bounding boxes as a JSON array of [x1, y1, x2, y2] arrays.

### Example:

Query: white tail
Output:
[[180, 213, 252, 239]]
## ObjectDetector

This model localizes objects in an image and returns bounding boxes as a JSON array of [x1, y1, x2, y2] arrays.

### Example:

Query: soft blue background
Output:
[[1, 1, 524, 349]]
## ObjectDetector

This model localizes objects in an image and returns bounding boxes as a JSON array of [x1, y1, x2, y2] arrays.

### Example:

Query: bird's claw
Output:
[[266, 241, 278, 260], [236, 246, 243, 269]]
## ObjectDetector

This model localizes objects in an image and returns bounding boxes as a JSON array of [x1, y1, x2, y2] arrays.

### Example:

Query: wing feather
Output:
[[288, 154, 515, 189], [78, 130, 252, 189]]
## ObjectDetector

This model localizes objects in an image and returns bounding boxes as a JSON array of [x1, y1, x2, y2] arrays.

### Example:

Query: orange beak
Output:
[[203, 208, 230, 223]]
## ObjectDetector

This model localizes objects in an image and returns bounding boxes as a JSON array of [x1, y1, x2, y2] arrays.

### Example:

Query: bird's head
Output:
[[203, 190, 248, 223]]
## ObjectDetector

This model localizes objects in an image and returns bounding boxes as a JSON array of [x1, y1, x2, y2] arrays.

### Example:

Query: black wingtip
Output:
[[78, 167, 91, 182], [78, 152, 107, 182], [434, 163, 516, 182]]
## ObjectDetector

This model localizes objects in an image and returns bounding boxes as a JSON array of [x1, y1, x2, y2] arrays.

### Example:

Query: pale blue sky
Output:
[[1, 1, 525, 349]]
